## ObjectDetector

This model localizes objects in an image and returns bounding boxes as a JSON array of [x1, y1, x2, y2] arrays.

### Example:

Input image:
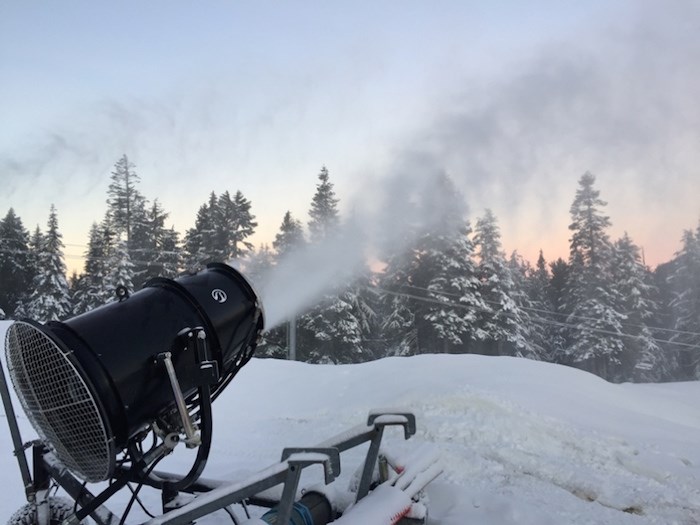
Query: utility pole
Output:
[[287, 316, 297, 361]]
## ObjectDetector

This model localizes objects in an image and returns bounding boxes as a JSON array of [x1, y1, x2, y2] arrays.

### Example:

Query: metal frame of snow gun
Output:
[[1, 355, 440, 525]]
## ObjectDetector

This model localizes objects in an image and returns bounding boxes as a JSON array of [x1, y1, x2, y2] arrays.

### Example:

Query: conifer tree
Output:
[[27, 225, 45, 285], [473, 209, 531, 357], [273, 211, 305, 259], [154, 227, 182, 279], [131, 199, 179, 286], [302, 278, 373, 363], [15, 224, 46, 318], [417, 175, 484, 354], [107, 155, 146, 248], [612, 233, 663, 381], [185, 190, 257, 266], [546, 257, 571, 363], [185, 192, 220, 267], [243, 244, 274, 286], [423, 220, 483, 353], [106, 239, 135, 300], [74, 221, 117, 313], [548, 258, 569, 313], [377, 173, 458, 356], [378, 241, 418, 356], [299, 167, 343, 361], [347, 271, 381, 360], [255, 211, 307, 359], [216, 191, 237, 260], [0, 209, 31, 317], [229, 190, 258, 259], [308, 166, 339, 243], [302, 268, 377, 364], [300, 170, 374, 363], [15, 225, 46, 317], [24, 205, 71, 322], [508, 251, 546, 360], [526, 251, 563, 362], [565, 172, 625, 380], [667, 226, 700, 379]]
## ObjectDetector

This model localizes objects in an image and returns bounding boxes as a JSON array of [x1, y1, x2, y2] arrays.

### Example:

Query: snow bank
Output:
[[0, 320, 698, 524]]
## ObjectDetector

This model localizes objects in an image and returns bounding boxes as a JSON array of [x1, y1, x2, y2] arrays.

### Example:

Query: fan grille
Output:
[[5, 321, 113, 482]]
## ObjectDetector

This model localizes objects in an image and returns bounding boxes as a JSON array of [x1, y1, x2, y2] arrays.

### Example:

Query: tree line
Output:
[[0, 155, 698, 383]]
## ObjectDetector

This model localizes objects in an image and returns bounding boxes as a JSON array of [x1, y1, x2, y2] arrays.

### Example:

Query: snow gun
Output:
[[1, 263, 441, 525]]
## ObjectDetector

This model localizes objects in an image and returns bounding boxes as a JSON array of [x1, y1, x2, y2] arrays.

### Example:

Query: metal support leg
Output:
[[357, 427, 384, 501], [32, 444, 52, 525], [0, 355, 33, 500], [41, 451, 119, 525], [275, 464, 303, 525]]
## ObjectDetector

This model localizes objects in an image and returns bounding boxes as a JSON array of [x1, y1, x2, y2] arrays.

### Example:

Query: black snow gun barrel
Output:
[[4, 263, 264, 485]]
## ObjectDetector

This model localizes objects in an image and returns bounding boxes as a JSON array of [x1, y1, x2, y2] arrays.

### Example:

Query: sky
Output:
[[1, 1, 699, 274]]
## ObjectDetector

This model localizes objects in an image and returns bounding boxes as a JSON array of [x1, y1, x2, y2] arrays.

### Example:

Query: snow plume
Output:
[[254, 154, 465, 330]]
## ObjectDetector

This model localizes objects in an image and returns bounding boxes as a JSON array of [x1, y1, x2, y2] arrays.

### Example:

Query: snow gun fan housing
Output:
[[4, 263, 264, 484]]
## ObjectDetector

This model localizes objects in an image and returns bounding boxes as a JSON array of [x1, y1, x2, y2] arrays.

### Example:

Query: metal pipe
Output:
[[159, 352, 199, 445]]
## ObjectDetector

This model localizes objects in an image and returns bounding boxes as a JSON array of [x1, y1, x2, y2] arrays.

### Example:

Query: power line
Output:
[[0, 247, 182, 267], [399, 283, 700, 340], [374, 286, 700, 352]]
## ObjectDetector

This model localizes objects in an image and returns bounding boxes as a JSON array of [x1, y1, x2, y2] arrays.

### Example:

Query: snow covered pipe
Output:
[[4, 263, 264, 483]]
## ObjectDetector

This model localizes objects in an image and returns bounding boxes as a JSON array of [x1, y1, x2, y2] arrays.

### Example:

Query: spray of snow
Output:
[[250, 153, 463, 329]]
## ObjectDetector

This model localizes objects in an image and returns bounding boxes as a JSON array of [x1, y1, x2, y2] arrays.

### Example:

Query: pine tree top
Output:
[[308, 165, 340, 243]]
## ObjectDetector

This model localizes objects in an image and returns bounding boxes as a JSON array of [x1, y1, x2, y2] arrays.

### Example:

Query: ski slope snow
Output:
[[0, 321, 699, 524]]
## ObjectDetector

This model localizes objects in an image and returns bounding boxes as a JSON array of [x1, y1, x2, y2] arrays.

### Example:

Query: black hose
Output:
[[159, 381, 213, 492]]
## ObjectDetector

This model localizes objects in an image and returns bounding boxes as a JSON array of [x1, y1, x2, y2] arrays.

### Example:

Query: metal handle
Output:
[[158, 352, 200, 446]]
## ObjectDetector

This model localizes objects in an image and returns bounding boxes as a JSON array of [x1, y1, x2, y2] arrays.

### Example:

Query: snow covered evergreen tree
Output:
[[0, 209, 31, 317], [229, 190, 257, 260], [129, 199, 181, 286], [273, 211, 305, 259], [417, 176, 484, 354], [24, 205, 71, 322], [105, 239, 135, 300], [154, 227, 182, 279], [508, 251, 546, 360], [185, 192, 220, 267], [612, 233, 663, 381], [255, 211, 306, 360], [422, 220, 483, 354], [546, 257, 570, 362], [564, 172, 625, 380], [378, 240, 418, 356], [376, 173, 477, 356], [243, 244, 274, 286], [667, 226, 700, 379], [299, 170, 374, 363], [525, 251, 563, 362], [473, 209, 531, 357], [308, 166, 340, 243], [73, 221, 116, 313], [14, 225, 46, 318], [300, 167, 342, 361], [216, 191, 237, 260], [106, 155, 147, 248], [26, 224, 44, 274], [185, 190, 257, 266]]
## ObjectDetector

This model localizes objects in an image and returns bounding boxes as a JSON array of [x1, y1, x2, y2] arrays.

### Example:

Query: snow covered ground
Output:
[[1, 320, 699, 524]]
